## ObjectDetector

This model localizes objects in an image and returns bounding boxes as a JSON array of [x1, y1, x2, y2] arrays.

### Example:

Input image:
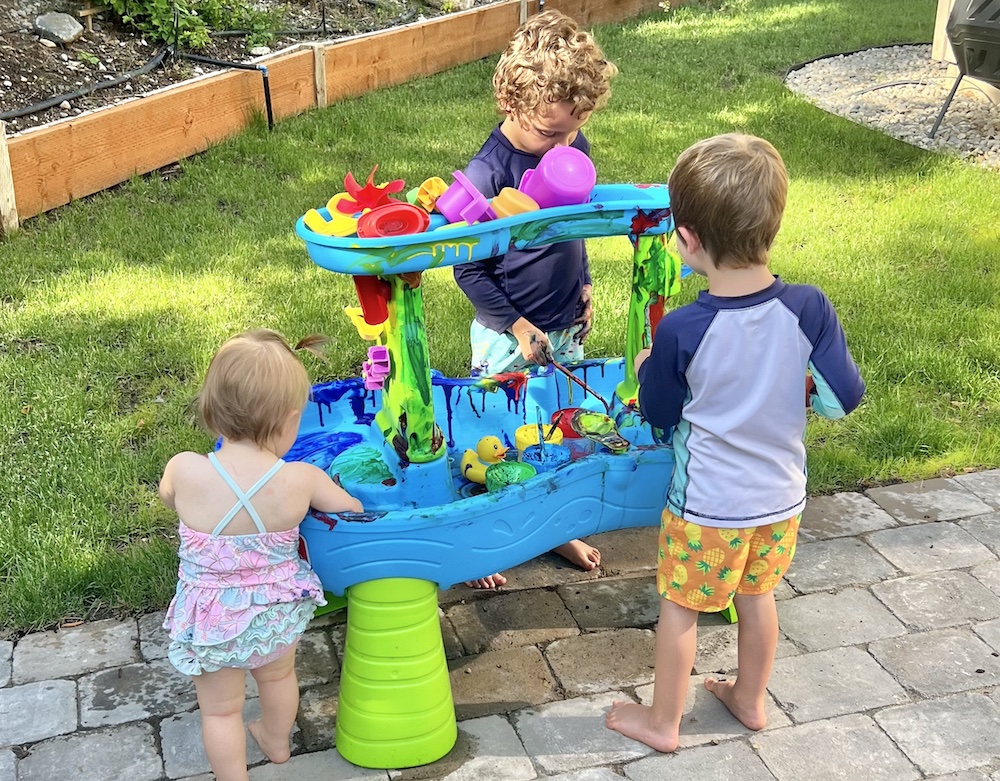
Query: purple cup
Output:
[[435, 171, 496, 223], [518, 147, 596, 209]]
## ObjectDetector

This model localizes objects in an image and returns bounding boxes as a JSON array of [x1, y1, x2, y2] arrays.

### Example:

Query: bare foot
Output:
[[605, 700, 678, 753], [703, 678, 767, 731], [248, 720, 291, 764], [553, 539, 601, 571], [465, 572, 508, 590]]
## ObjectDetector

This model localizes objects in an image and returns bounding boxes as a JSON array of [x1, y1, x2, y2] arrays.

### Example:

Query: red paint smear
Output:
[[489, 371, 530, 403], [648, 295, 665, 337], [311, 511, 339, 530], [630, 208, 670, 236]]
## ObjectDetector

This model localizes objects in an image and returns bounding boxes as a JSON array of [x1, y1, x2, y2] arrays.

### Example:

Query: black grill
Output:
[[930, 0, 1000, 136]]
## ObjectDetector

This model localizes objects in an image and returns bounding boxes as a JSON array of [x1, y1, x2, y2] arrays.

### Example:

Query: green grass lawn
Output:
[[1, 0, 997, 633]]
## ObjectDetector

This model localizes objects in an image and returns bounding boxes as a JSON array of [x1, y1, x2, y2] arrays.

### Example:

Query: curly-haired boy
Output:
[[454, 10, 617, 587]]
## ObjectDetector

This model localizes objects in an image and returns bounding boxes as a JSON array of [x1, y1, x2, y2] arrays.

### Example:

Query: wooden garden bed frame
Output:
[[0, 0, 669, 231]]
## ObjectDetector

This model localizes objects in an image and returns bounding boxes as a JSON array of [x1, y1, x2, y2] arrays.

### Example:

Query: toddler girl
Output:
[[160, 329, 362, 781]]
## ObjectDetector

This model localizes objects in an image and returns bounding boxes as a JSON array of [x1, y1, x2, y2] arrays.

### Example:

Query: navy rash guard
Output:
[[453, 125, 592, 334]]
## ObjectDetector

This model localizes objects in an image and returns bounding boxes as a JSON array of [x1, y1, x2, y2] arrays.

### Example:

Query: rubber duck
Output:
[[460, 436, 508, 484]]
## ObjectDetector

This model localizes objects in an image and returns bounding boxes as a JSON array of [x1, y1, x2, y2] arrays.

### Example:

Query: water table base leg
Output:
[[335, 577, 457, 769]]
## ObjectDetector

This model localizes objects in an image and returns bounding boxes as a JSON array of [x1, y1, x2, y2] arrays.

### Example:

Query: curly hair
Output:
[[493, 10, 618, 119]]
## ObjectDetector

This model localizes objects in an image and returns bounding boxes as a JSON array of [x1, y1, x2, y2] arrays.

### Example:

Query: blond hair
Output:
[[493, 10, 618, 120], [668, 134, 788, 269], [198, 329, 320, 447]]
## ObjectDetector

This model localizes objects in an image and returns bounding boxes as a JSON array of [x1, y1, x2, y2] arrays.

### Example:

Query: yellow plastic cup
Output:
[[514, 423, 564, 454], [490, 187, 539, 219]]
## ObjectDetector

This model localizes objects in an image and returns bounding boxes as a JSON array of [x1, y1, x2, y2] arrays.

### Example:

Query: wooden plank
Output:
[[254, 46, 316, 121], [322, 2, 524, 102], [8, 78, 250, 219], [933, 0, 954, 62], [311, 43, 328, 108], [0, 122, 18, 235], [7, 47, 315, 218], [318, 0, 659, 103], [548, 0, 661, 25]]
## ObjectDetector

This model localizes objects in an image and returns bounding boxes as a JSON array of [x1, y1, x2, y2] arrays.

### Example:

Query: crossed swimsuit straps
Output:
[[206, 452, 286, 535]]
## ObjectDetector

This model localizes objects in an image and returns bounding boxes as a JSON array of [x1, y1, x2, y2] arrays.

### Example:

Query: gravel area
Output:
[[785, 44, 1000, 171]]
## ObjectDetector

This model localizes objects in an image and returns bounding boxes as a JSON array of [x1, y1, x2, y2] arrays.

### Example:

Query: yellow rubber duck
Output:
[[460, 436, 509, 485]]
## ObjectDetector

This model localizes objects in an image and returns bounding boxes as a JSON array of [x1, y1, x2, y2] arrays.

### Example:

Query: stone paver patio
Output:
[[2, 470, 1000, 780]]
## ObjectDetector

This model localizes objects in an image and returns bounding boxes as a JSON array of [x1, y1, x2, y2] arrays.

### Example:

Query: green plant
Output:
[[107, 0, 211, 48], [106, 0, 284, 49], [77, 50, 100, 66]]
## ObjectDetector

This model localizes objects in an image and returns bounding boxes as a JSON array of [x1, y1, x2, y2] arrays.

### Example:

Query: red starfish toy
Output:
[[335, 165, 405, 214]]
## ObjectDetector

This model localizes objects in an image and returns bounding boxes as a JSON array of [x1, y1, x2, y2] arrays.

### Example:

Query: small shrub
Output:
[[106, 0, 283, 50]]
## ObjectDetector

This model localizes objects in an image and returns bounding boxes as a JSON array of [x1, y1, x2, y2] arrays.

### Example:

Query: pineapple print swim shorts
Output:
[[656, 509, 800, 612]]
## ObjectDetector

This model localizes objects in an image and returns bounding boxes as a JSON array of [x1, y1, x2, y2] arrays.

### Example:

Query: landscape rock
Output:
[[33, 11, 83, 44]]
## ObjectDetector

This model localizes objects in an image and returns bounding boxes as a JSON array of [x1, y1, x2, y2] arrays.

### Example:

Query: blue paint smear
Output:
[[312, 377, 365, 405], [285, 430, 365, 467]]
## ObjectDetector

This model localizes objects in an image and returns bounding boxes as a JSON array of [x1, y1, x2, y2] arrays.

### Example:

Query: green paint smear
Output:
[[331, 445, 394, 484], [618, 234, 681, 404], [509, 212, 626, 247], [375, 275, 444, 464], [355, 237, 482, 274]]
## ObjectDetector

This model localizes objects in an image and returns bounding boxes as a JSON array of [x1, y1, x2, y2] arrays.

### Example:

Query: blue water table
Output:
[[291, 170, 714, 770]]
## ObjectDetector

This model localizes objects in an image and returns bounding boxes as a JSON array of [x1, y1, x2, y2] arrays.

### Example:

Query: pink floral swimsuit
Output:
[[163, 453, 326, 676]]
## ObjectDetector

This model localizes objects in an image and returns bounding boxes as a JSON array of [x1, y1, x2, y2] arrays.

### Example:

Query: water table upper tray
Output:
[[295, 183, 672, 275]]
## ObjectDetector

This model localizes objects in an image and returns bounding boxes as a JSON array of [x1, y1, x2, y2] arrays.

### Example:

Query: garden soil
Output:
[[1, 0, 497, 133]]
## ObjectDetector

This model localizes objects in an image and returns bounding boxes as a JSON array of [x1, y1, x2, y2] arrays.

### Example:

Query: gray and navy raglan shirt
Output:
[[638, 277, 865, 529]]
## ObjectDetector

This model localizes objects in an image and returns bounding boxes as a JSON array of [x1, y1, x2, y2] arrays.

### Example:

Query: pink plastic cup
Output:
[[518, 146, 596, 209], [435, 171, 496, 224]]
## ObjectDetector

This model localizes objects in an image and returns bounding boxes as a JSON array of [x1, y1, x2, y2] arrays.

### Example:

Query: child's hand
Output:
[[511, 318, 554, 365], [311, 465, 364, 514], [573, 284, 594, 343]]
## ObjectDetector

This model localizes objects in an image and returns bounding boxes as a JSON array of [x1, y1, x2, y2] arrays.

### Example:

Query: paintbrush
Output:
[[550, 361, 612, 414], [535, 406, 546, 457], [545, 410, 565, 442]]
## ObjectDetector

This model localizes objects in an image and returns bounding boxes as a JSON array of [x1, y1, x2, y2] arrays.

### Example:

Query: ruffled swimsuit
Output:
[[163, 452, 327, 676]]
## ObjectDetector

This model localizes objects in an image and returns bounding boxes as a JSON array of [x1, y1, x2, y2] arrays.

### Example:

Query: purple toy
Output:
[[435, 171, 496, 224], [362, 345, 391, 390], [518, 146, 596, 209]]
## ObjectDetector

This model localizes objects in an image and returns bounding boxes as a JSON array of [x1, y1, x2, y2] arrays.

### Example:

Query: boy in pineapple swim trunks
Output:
[[605, 133, 865, 752]]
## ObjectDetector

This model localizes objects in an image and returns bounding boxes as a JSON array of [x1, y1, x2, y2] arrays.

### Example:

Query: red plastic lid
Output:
[[356, 202, 430, 238]]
